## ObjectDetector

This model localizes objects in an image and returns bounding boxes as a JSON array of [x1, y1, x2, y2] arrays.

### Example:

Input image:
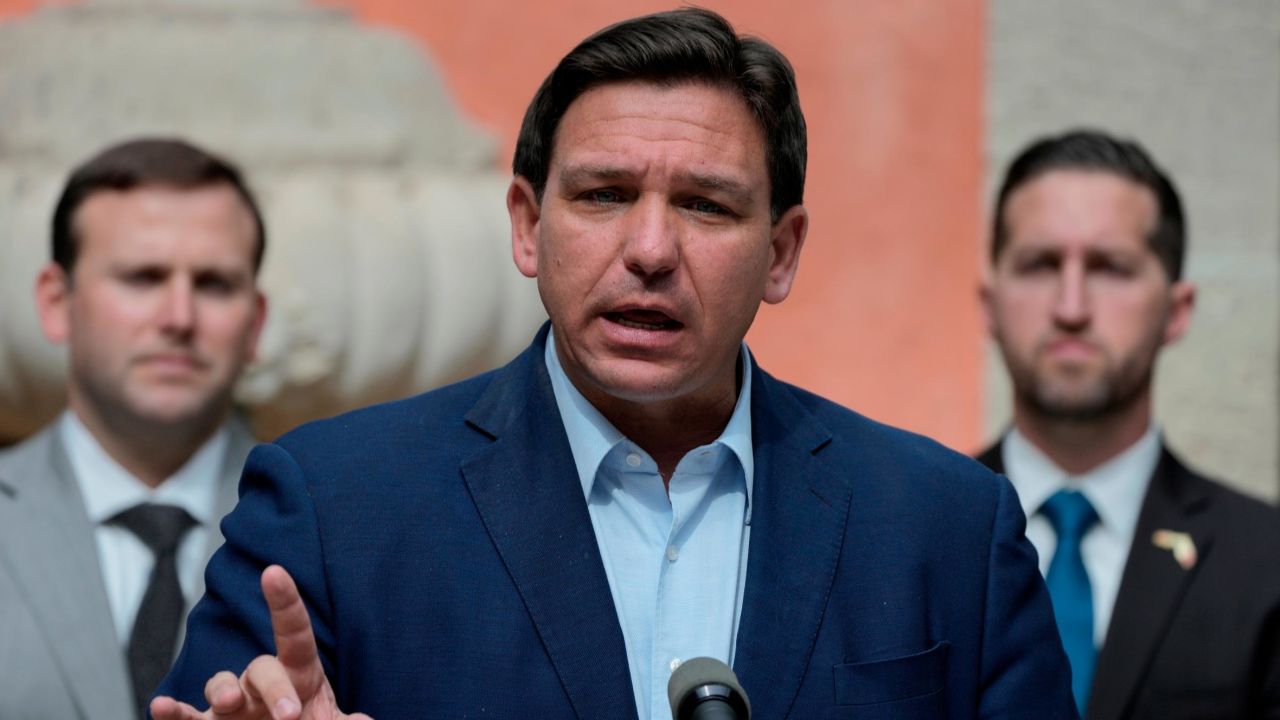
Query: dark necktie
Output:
[[1041, 489, 1099, 716], [108, 503, 197, 719]]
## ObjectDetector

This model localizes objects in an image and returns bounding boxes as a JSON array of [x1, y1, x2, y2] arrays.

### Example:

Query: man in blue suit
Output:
[[153, 8, 1075, 720]]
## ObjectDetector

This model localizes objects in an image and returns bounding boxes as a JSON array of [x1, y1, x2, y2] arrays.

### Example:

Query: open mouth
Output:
[[605, 309, 683, 331]]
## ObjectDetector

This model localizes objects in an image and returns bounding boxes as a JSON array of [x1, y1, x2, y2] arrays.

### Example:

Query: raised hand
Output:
[[150, 565, 371, 720]]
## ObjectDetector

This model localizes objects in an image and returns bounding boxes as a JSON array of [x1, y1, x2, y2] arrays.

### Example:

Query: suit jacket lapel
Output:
[[459, 333, 637, 720], [180, 416, 257, 653], [0, 426, 134, 719], [975, 441, 1005, 475], [1088, 448, 1213, 720], [200, 417, 255, 567], [732, 366, 850, 720]]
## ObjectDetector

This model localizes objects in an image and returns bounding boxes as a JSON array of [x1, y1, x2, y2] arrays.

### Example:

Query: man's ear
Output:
[[508, 176, 541, 279], [34, 263, 72, 345], [762, 205, 808, 305], [1162, 280, 1196, 346], [245, 290, 268, 363], [978, 269, 997, 338]]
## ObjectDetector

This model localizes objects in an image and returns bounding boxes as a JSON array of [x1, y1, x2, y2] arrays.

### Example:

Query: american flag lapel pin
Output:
[[1152, 529, 1197, 570]]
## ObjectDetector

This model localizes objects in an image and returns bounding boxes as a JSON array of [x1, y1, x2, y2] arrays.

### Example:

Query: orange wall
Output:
[[0, 0, 986, 451]]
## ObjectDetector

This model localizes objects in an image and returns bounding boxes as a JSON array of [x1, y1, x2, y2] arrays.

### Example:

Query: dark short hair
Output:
[[513, 7, 806, 222], [52, 137, 266, 274], [991, 129, 1185, 281]]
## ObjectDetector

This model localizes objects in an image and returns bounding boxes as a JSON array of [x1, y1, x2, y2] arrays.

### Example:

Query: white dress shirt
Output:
[[545, 330, 754, 720], [61, 411, 227, 646], [1002, 426, 1160, 647]]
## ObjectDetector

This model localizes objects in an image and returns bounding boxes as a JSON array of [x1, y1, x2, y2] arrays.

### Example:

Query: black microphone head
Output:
[[667, 657, 751, 719]]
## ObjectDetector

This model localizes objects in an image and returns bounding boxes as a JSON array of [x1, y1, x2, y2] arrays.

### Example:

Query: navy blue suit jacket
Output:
[[161, 328, 1075, 719]]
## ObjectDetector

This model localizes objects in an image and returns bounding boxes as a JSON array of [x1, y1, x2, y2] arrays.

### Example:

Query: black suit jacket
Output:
[[977, 440, 1280, 720]]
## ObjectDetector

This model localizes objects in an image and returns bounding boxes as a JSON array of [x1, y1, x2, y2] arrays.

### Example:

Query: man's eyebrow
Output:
[[678, 171, 757, 208], [1009, 243, 1058, 255], [557, 165, 757, 201], [556, 164, 638, 187], [109, 261, 168, 274]]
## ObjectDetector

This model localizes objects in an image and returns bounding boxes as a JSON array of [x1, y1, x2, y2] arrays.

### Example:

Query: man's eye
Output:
[[196, 276, 236, 294], [1089, 259, 1135, 277], [688, 199, 728, 215], [122, 269, 165, 286], [1015, 257, 1057, 274], [584, 189, 624, 205]]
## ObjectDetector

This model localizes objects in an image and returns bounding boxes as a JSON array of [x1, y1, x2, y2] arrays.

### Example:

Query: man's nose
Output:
[[621, 197, 679, 279], [1052, 261, 1090, 329], [159, 277, 196, 335]]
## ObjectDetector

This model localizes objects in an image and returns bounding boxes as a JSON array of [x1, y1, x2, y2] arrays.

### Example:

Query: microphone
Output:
[[667, 657, 751, 720]]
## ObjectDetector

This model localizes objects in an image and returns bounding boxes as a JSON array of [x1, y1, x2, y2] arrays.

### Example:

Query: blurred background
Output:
[[0, 0, 1274, 500]]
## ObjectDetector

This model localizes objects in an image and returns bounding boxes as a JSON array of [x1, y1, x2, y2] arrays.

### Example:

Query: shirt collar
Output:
[[544, 328, 754, 509], [1004, 425, 1160, 539], [60, 410, 229, 526]]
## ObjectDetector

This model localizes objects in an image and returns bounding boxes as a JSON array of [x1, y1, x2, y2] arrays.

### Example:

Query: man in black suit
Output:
[[977, 128, 1280, 720]]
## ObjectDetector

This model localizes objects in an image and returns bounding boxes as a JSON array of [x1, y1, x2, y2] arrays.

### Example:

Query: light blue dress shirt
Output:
[[545, 331, 754, 720]]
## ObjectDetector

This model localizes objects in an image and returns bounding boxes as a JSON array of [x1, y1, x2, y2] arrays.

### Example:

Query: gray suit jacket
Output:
[[0, 417, 254, 720]]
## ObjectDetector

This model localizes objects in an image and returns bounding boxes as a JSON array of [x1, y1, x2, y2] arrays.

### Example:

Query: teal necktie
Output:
[[1041, 489, 1099, 715]]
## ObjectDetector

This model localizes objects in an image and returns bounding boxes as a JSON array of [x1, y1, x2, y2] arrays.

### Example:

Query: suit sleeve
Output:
[[1259, 602, 1280, 718], [155, 442, 337, 708], [977, 474, 1079, 719]]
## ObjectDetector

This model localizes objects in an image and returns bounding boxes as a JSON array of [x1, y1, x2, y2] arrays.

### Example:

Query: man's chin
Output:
[[576, 363, 699, 406], [124, 392, 229, 431], [594, 380, 689, 406], [1028, 385, 1116, 421]]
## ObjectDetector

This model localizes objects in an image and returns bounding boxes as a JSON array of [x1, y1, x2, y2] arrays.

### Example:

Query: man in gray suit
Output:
[[0, 138, 268, 720]]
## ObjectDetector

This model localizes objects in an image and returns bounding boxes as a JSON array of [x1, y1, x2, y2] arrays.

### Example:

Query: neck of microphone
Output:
[[668, 657, 751, 720]]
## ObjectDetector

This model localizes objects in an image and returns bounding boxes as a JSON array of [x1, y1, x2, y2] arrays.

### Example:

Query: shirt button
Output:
[[670, 657, 682, 672], [666, 545, 679, 562], [625, 452, 642, 468]]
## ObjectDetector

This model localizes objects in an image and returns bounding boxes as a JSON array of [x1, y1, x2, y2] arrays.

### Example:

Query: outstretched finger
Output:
[[149, 695, 210, 720], [260, 565, 326, 700]]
